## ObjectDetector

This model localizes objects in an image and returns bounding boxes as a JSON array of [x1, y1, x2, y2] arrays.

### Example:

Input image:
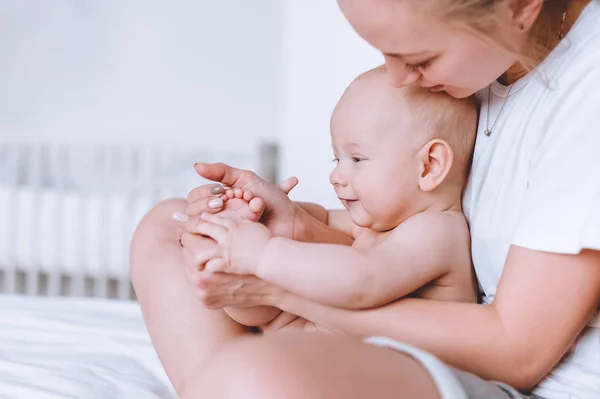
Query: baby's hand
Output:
[[193, 213, 272, 275]]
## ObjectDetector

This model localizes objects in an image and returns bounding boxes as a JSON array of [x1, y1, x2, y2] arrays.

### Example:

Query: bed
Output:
[[0, 141, 278, 398], [0, 295, 176, 399]]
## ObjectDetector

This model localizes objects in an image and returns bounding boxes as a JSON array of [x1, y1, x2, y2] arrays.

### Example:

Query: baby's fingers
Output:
[[205, 258, 228, 273], [194, 245, 224, 271], [195, 219, 230, 243]]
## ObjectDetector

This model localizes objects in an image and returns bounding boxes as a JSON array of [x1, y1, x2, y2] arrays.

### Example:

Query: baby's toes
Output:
[[225, 189, 235, 199], [234, 188, 244, 199], [247, 197, 265, 221], [242, 189, 254, 202]]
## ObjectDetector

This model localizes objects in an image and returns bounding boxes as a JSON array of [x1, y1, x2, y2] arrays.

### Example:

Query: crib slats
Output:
[[93, 147, 110, 299], [46, 145, 66, 297], [24, 144, 42, 296], [2, 144, 19, 294], [0, 141, 264, 300]]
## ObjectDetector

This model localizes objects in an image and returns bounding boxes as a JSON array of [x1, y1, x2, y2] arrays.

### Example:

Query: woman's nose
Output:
[[384, 56, 421, 87]]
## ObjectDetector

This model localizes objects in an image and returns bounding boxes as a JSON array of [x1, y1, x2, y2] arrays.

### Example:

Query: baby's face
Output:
[[329, 85, 424, 231]]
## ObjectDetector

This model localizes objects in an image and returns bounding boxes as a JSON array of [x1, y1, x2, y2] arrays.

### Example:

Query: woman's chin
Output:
[[444, 86, 478, 99]]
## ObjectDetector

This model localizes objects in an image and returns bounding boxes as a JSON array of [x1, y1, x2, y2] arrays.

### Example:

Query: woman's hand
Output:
[[182, 162, 301, 238], [180, 232, 285, 309]]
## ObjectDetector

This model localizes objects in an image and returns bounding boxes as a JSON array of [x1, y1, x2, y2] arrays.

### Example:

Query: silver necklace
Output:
[[485, 8, 568, 137], [484, 85, 513, 137]]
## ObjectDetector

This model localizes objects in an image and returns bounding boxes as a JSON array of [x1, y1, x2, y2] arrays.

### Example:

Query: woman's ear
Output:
[[417, 139, 454, 192], [509, 0, 543, 32]]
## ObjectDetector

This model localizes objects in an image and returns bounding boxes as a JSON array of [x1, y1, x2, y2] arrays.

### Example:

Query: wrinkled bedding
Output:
[[0, 295, 175, 399]]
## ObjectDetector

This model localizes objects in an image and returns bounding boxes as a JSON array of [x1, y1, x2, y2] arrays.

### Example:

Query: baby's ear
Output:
[[417, 139, 454, 192]]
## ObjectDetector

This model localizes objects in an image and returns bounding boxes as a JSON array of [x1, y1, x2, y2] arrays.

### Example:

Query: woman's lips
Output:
[[428, 84, 445, 92]]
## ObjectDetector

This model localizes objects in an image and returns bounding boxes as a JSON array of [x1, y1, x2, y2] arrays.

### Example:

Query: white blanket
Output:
[[0, 295, 176, 399]]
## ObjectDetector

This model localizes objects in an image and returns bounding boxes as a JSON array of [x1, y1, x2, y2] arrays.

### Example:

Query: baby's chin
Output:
[[350, 211, 398, 232]]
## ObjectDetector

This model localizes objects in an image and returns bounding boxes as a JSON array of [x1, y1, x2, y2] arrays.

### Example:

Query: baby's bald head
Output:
[[332, 66, 478, 181]]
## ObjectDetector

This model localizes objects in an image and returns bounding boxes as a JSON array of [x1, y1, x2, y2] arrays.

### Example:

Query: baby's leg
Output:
[[188, 187, 264, 222], [130, 199, 250, 397], [261, 312, 334, 335]]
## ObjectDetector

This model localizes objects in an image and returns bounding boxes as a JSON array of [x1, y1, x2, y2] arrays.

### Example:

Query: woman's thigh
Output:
[[187, 332, 443, 399], [130, 198, 249, 395]]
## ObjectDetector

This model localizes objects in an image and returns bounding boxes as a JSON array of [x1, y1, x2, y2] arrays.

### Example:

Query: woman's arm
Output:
[[277, 246, 600, 390]]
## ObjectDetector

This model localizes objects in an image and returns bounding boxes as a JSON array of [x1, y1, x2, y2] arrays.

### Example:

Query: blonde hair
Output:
[[419, 0, 584, 69]]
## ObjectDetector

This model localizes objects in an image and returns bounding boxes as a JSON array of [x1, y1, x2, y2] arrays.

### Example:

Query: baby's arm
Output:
[[189, 188, 282, 327], [296, 202, 355, 238], [256, 212, 465, 309]]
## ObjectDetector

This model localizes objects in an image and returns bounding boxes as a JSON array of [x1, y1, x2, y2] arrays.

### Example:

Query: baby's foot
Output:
[[217, 188, 265, 222]]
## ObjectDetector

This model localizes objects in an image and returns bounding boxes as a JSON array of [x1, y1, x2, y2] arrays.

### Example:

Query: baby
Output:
[[185, 66, 478, 333]]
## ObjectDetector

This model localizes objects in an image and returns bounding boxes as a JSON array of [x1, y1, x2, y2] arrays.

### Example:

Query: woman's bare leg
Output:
[[130, 199, 248, 396], [186, 332, 442, 399]]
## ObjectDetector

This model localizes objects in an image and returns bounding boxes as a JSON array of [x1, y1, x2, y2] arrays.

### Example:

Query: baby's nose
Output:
[[329, 168, 347, 187]]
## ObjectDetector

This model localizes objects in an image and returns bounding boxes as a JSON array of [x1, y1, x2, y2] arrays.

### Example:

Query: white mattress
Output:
[[0, 295, 176, 399]]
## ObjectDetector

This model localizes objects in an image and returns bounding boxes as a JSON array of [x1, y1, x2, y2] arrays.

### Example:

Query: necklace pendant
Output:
[[484, 129, 492, 137]]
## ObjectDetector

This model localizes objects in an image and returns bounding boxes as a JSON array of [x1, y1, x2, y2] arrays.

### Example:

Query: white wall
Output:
[[0, 0, 282, 153], [279, 1, 383, 208]]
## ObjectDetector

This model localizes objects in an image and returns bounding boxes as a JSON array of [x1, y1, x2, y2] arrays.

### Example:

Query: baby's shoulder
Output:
[[387, 210, 471, 259], [394, 210, 468, 238]]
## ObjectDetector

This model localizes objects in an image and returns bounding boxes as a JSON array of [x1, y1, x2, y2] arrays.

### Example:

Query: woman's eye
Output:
[[352, 157, 362, 163], [405, 60, 430, 72], [332, 158, 339, 163]]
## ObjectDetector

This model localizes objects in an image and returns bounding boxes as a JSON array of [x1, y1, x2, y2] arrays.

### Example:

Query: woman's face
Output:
[[337, 0, 519, 98]]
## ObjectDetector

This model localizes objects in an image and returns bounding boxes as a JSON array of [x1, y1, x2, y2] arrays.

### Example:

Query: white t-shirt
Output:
[[462, 1, 600, 398]]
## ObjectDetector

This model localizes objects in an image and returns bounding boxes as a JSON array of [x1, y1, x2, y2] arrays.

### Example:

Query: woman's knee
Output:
[[130, 198, 186, 277]]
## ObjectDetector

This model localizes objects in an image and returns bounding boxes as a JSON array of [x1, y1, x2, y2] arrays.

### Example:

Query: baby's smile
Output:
[[339, 197, 359, 209]]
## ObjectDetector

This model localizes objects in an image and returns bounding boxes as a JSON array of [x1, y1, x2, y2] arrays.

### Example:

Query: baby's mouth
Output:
[[339, 198, 358, 208]]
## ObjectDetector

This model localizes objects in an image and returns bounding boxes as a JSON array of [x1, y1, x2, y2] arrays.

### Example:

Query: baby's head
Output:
[[330, 65, 477, 231]]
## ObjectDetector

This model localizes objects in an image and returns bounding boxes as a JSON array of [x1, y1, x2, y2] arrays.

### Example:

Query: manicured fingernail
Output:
[[172, 211, 189, 223], [208, 198, 223, 208], [210, 185, 223, 195]]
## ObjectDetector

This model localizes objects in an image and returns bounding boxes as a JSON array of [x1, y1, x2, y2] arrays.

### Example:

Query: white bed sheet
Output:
[[0, 295, 176, 399]]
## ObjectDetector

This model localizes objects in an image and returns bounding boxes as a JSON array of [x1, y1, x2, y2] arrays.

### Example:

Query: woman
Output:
[[130, 0, 600, 398]]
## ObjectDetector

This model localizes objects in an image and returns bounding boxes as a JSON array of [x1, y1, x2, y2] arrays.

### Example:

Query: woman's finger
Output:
[[187, 183, 224, 203], [185, 195, 228, 215]]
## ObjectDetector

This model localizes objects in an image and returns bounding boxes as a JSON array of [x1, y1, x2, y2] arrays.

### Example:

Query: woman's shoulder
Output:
[[548, 1, 600, 84]]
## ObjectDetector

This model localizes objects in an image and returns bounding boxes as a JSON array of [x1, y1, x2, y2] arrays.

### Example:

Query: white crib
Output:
[[0, 140, 278, 300]]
